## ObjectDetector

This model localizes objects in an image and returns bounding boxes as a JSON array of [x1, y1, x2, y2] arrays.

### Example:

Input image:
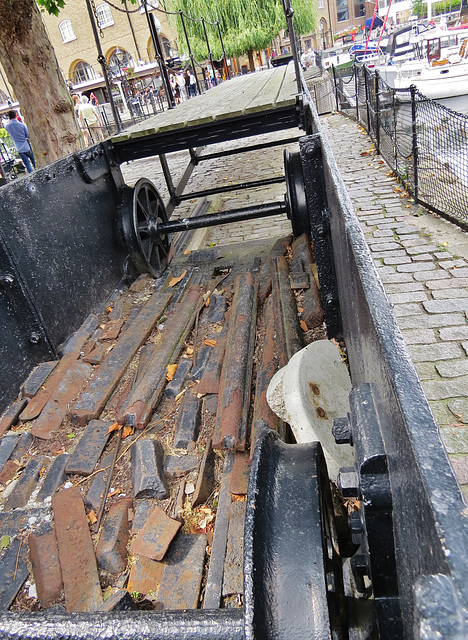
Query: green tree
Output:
[[168, 0, 316, 71], [0, 0, 80, 169]]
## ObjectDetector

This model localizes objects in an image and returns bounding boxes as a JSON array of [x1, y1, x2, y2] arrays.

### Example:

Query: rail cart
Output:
[[0, 17, 467, 640]]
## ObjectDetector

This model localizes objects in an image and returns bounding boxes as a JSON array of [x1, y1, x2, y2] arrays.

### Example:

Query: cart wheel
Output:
[[245, 431, 348, 640], [284, 149, 311, 238], [119, 178, 171, 278]]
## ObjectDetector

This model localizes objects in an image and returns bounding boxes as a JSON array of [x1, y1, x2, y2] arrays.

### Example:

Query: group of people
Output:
[[170, 69, 198, 104], [73, 93, 105, 146]]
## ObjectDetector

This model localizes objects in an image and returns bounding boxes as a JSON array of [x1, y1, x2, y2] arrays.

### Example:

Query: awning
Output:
[[366, 16, 383, 30]]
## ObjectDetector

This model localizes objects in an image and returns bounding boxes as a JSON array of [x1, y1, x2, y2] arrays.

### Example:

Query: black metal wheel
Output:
[[120, 178, 171, 278], [284, 149, 311, 238], [244, 431, 348, 640]]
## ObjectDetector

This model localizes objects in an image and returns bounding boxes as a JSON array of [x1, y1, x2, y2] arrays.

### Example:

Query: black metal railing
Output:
[[332, 63, 468, 229]]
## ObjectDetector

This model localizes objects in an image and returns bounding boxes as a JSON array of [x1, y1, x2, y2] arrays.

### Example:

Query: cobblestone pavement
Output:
[[322, 113, 468, 499], [122, 116, 468, 499]]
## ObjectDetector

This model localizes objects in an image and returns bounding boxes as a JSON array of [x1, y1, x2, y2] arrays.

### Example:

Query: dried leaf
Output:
[[168, 270, 187, 288], [231, 494, 246, 502], [122, 425, 134, 439], [299, 320, 308, 332], [205, 297, 210, 307], [106, 306, 113, 314], [107, 488, 121, 498], [185, 346, 194, 356], [87, 510, 97, 524], [204, 339, 217, 347], [183, 250, 191, 255], [297, 306, 304, 313], [166, 364, 178, 381], [107, 422, 122, 434], [360, 150, 372, 156]]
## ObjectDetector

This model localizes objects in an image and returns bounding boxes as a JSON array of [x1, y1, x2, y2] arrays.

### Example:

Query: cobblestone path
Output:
[[322, 113, 468, 499]]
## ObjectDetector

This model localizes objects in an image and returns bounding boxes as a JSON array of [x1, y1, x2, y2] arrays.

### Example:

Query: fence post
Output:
[[179, 11, 202, 94], [410, 85, 419, 203], [354, 64, 359, 123], [201, 17, 217, 86], [392, 90, 398, 173], [375, 71, 380, 154], [331, 65, 339, 112], [363, 67, 371, 134]]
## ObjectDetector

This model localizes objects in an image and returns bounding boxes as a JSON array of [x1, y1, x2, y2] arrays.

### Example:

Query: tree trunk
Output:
[[0, 0, 80, 168], [248, 49, 256, 72]]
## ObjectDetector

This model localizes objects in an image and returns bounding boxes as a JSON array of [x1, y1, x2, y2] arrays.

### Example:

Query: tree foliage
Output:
[[167, 0, 316, 61]]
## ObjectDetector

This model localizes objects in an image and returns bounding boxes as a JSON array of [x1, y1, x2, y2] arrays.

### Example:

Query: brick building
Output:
[[0, 0, 178, 108]]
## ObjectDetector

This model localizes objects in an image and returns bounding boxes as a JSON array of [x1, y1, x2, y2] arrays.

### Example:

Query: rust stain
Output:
[[316, 406, 328, 419], [309, 382, 320, 396]]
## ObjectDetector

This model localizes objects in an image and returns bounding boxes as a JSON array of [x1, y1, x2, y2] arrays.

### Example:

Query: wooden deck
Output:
[[111, 63, 302, 162]]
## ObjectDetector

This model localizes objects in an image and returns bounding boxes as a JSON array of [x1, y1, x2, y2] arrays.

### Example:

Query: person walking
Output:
[[189, 70, 197, 97], [78, 95, 104, 143], [5, 110, 36, 173]]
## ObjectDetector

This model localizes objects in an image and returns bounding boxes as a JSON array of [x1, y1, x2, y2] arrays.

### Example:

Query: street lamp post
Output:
[[84, 0, 122, 133]]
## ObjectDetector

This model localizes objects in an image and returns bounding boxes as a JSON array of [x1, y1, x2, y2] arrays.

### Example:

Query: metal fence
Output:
[[332, 63, 468, 228]]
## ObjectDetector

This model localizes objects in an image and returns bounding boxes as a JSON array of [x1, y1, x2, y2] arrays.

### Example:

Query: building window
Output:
[[318, 0, 324, 8], [95, 3, 114, 29], [138, 0, 158, 12], [109, 48, 136, 76], [354, 0, 365, 17], [59, 20, 76, 43], [336, 0, 349, 21], [73, 61, 97, 84]]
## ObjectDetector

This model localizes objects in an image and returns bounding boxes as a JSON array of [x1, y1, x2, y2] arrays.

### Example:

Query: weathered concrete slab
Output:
[[0, 537, 28, 610], [21, 361, 57, 399], [231, 451, 250, 496], [164, 454, 200, 480], [65, 420, 111, 476], [84, 452, 113, 512], [28, 528, 63, 608], [96, 498, 132, 574], [4, 456, 46, 510], [0, 434, 20, 473], [131, 439, 168, 499], [173, 396, 201, 449], [156, 534, 207, 609], [36, 454, 69, 503], [165, 359, 192, 399], [192, 441, 215, 508], [130, 505, 181, 561], [127, 554, 164, 596], [31, 362, 92, 439], [0, 399, 28, 437], [72, 290, 172, 426], [52, 487, 103, 612], [222, 501, 246, 596]]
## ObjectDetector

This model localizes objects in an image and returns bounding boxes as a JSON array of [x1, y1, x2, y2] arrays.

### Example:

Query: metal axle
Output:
[[157, 201, 287, 235]]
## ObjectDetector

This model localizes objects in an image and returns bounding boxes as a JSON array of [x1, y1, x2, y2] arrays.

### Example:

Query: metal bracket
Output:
[[336, 383, 404, 640]]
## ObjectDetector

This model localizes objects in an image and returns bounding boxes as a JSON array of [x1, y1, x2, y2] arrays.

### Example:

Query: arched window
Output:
[[95, 3, 114, 29], [73, 61, 97, 84], [109, 49, 135, 76], [148, 33, 172, 60], [59, 19, 76, 43]]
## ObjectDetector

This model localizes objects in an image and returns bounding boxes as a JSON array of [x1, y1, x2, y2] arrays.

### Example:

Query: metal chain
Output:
[[90, 0, 104, 37]]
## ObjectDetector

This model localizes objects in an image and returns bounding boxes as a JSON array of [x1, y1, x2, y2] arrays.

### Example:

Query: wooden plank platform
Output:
[[111, 64, 301, 162]]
